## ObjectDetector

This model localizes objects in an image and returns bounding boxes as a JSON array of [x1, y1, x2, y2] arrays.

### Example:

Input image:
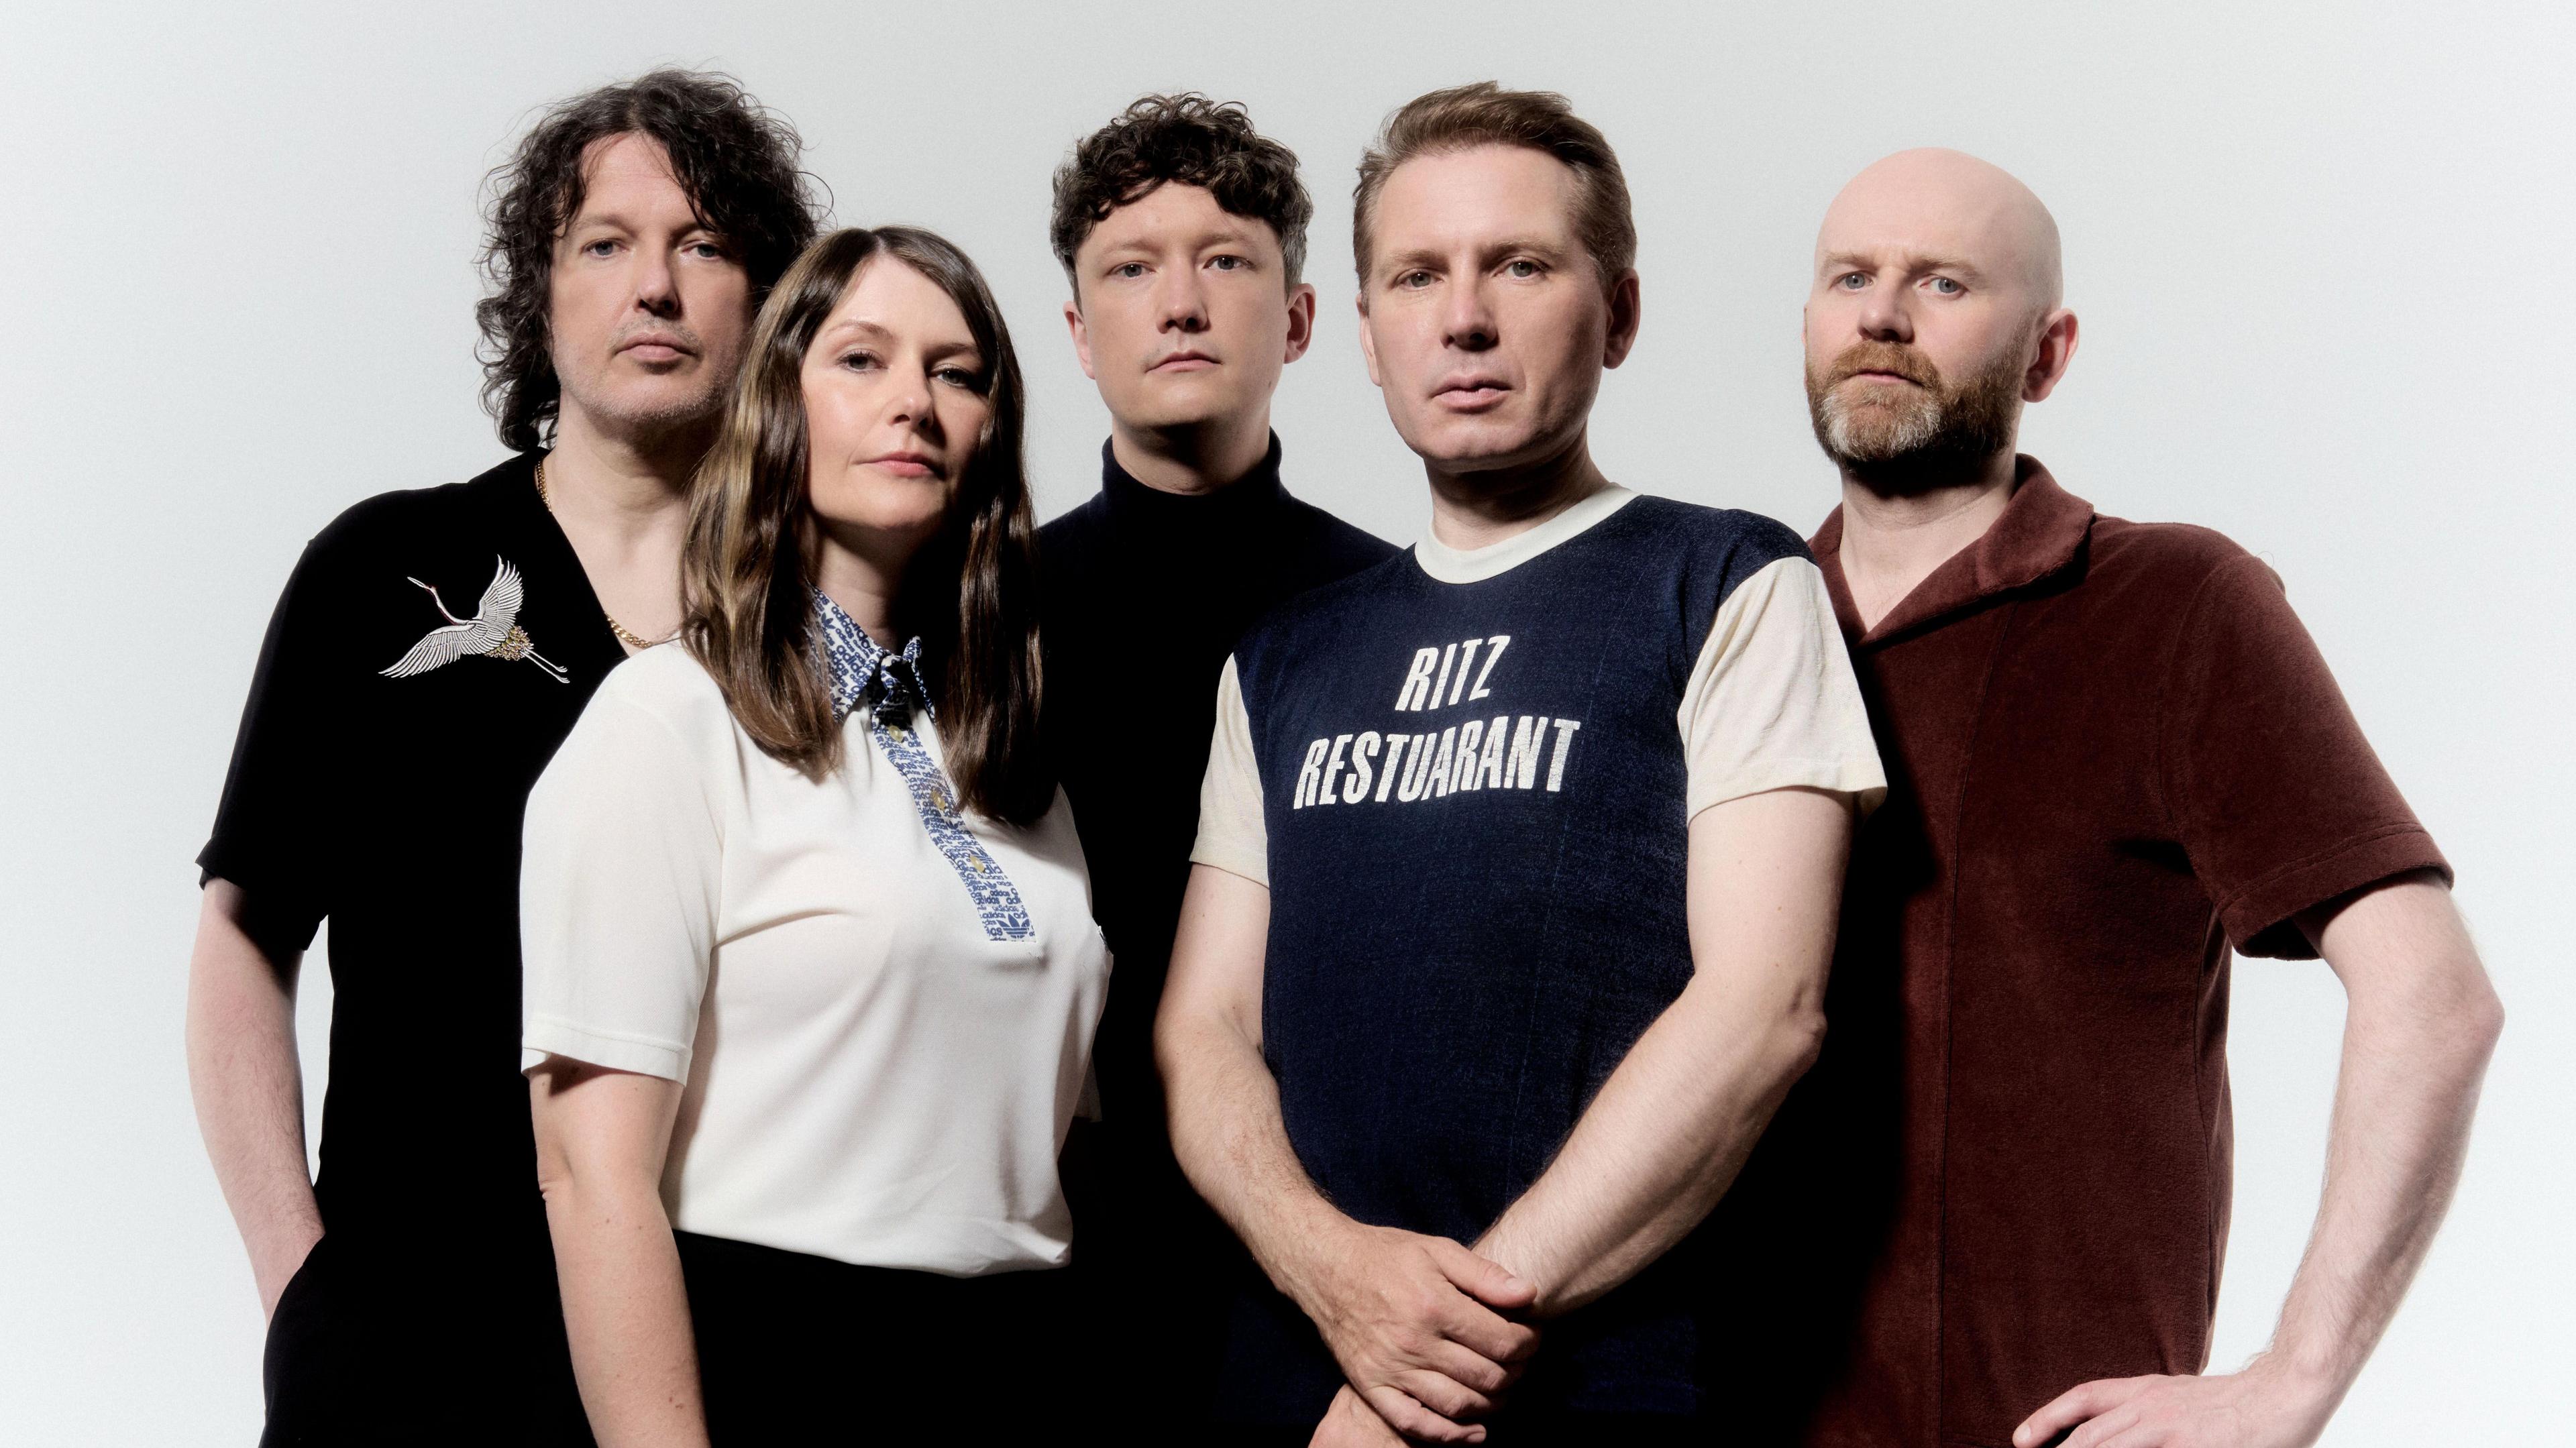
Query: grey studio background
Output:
[[3, 2, 2569, 1442]]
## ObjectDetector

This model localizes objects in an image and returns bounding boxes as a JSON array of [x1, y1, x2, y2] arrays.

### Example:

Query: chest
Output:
[[1248, 581, 1693, 835], [712, 716, 1094, 979], [327, 545, 620, 891]]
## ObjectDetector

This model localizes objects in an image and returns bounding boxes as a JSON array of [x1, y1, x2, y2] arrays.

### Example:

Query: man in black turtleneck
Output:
[[1040, 95, 1391, 1430]]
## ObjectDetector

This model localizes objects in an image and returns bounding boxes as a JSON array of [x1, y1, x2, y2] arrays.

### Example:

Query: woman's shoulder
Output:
[[576, 642, 739, 748]]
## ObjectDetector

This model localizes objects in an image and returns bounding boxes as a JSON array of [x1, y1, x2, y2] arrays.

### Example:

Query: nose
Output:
[[881, 364, 938, 440], [1444, 276, 1498, 353], [633, 243, 680, 318], [1155, 266, 1209, 335], [1856, 279, 1911, 343]]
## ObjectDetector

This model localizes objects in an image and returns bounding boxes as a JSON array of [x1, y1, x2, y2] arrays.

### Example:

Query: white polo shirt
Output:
[[520, 598, 1110, 1277]]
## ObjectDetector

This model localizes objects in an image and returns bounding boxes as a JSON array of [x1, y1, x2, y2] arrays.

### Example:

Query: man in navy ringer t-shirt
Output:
[[1158, 83, 1887, 1445]]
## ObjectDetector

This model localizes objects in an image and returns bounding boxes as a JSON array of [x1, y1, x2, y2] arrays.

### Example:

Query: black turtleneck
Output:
[[1041, 437, 1393, 1153]]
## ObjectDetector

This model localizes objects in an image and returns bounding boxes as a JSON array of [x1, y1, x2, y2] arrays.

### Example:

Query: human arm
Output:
[[1470, 785, 1847, 1313], [2013, 873, 2502, 1448], [184, 879, 322, 1317], [529, 1060, 707, 1448], [1157, 863, 1540, 1443]]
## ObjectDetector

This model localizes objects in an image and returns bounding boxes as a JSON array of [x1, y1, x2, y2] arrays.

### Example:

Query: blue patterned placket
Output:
[[814, 589, 1035, 943]]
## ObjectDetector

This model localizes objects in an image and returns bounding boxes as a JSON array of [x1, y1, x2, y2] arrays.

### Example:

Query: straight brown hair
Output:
[[680, 226, 1051, 825], [1352, 82, 1635, 295]]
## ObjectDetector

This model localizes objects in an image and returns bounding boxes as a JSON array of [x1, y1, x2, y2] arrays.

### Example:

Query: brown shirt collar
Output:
[[1810, 455, 2095, 647]]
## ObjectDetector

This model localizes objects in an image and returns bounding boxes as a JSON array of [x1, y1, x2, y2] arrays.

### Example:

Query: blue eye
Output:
[[1929, 276, 1964, 295], [1505, 259, 1541, 278], [1838, 272, 1868, 289]]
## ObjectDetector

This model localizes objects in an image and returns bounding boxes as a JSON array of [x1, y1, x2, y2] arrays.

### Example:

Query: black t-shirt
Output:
[[1038, 438, 1394, 1152], [201, 451, 626, 1268]]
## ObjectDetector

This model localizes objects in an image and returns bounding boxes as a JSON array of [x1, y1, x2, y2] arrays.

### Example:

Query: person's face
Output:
[[802, 258, 993, 551], [547, 133, 754, 441], [1356, 145, 1638, 478], [1065, 182, 1313, 435], [1801, 179, 2065, 475]]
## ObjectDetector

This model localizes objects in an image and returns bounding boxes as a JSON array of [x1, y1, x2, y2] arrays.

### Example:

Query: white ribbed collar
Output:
[[1411, 484, 1639, 586]]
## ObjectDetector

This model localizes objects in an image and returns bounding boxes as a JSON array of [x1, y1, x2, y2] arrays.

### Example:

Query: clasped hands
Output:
[[1273, 1219, 1540, 1446]]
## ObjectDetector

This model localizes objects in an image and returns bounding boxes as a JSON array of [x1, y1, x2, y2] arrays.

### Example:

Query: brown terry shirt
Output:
[[1715, 458, 2449, 1447]]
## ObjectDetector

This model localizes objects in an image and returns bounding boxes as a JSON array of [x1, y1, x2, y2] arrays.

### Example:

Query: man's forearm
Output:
[[2265, 880, 2503, 1403], [1474, 979, 1821, 1313], [1159, 1006, 1349, 1300], [184, 882, 322, 1315], [1476, 788, 1847, 1315]]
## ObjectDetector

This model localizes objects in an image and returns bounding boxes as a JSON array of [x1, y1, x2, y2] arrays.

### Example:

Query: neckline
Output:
[[502, 450, 633, 669], [1411, 484, 1639, 586], [1810, 456, 2093, 647], [1097, 434, 1287, 526]]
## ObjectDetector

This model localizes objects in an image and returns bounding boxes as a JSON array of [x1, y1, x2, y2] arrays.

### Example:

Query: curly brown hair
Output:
[[1049, 93, 1311, 293], [476, 69, 823, 453], [1353, 82, 1635, 296]]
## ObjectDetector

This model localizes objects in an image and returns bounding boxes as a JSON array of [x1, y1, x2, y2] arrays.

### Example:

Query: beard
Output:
[[1805, 338, 2023, 494], [553, 324, 739, 446]]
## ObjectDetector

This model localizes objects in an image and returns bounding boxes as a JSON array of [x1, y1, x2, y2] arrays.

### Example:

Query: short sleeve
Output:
[[1680, 556, 1888, 820], [198, 536, 349, 960], [1187, 656, 1269, 888], [2162, 555, 2449, 959], [519, 689, 724, 1080]]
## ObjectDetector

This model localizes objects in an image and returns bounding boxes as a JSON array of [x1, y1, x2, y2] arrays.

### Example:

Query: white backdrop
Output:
[[2, 2, 2567, 1442]]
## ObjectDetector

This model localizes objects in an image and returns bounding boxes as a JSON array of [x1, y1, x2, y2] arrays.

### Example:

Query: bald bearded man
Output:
[[1722, 149, 2505, 1448]]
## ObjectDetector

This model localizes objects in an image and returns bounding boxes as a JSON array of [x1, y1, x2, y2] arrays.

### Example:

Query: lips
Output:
[[865, 451, 939, 478], [1151, 350, 1218, 372], [1432, 375, 1512, 411], [617, 331, 695, 361]]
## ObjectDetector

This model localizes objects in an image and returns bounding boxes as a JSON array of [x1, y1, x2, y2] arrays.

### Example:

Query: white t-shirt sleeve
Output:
[[520, 687, 723, 1081], [1680, 555, 1888, 820], [1188, 655, 1270, 888]]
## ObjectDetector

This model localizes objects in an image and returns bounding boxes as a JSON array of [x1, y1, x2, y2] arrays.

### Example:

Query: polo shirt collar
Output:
[[1811, 455, 2093, 645], [812, 588, 929, 724]]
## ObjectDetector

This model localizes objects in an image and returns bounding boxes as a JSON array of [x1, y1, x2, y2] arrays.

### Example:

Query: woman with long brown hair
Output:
[[516, 226, 1108, 1443]]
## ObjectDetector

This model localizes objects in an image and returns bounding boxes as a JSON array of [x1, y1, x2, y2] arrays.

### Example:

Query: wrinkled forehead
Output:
[[1378, 145, 1584, 252], [1815, 164, 2058, 300]]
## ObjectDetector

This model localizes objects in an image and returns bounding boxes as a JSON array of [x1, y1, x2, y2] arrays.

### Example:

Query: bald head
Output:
[[1820, 148, 2061, 311], [1803, 149, 2080, 492]]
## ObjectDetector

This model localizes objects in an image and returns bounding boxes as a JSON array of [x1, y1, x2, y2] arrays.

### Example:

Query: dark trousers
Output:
[[676, 1231, 1077, 1443], [260, 1232, 594, 1447]]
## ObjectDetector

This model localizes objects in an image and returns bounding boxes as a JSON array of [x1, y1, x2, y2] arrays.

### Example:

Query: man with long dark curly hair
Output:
[[1039, 93, 1393, 1438], [186, 69, 816, 1445]]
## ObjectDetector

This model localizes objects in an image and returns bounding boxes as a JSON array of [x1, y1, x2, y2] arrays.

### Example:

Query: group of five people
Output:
[[185, 68, 2503, 1448]]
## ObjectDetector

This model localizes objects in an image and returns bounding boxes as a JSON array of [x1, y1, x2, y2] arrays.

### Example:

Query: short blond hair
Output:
[[1352, 82, 1635, 294]]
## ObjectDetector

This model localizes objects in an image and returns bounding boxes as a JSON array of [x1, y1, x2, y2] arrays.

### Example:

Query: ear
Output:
[[2022, 308, 2079, 402], [1601, 270, 1642, 370], [1063, 296, 1096, 382], [1355, 288, 1383, 389], [1281, 282, 1318, 365]]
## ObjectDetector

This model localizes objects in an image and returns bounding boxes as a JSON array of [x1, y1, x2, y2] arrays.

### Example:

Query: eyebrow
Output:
[[1821, 249, 1989, 283], [1097, 224, 1266, 260], [817, 317, 983, 360], [1377, 235, 1571, 278]]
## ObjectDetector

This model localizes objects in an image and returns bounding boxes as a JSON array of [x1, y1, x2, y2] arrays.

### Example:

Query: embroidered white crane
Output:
[[380, 556, 570, 684]]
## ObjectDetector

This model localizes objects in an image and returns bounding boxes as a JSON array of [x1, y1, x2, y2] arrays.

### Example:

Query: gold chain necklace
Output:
[[533, 455, 677, 650]]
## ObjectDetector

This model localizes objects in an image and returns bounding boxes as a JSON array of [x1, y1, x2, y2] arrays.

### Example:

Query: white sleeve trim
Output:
[[521, 1015, 692, 1081], [1187, 656, 1271, 889], [1678, 555, 1888, 822]]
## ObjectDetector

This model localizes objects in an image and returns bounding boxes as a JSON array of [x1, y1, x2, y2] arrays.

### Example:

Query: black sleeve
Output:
[[198, 535, 351, 961]]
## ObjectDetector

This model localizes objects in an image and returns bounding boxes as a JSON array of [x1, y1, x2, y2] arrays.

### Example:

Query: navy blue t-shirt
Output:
[[1195, 489, 1882, 1421]]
